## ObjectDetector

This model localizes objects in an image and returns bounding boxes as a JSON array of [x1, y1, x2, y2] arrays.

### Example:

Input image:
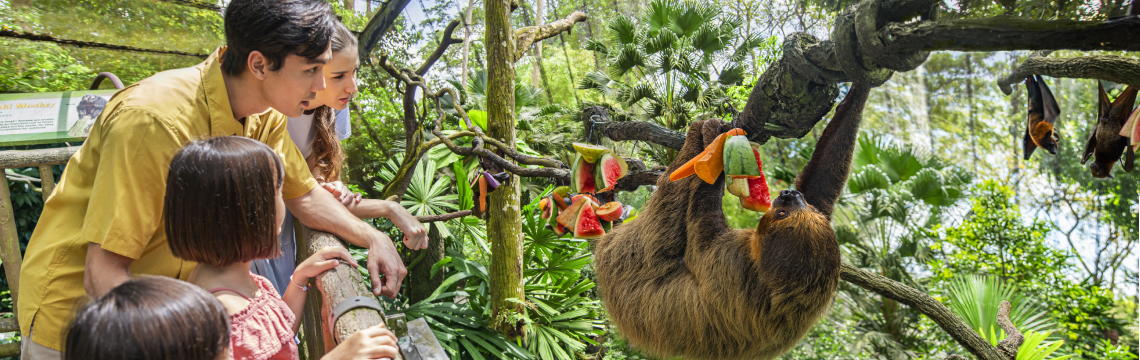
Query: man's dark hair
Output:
[[65, 276, 230, 360], [220, 0, 336, 76], [165, 136, 284, 267]]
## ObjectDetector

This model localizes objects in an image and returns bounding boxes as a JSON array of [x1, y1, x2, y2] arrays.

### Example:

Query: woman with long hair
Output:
[[252, 21, 428, 297]]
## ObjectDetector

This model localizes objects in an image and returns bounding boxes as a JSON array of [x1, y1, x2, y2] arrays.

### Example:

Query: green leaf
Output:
[[467, 109, 488, 131], [607, 15, 638, 45]]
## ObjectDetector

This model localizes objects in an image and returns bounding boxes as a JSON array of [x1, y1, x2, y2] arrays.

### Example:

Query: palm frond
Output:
[[718, 63, 746, 86], [612, 44, 647, 76], [607, 15, 639, 45]]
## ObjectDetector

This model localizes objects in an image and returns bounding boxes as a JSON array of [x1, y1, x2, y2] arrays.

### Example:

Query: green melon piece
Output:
[[723, 135, 760, 178], [572, 143, 611, 163], [726, 176, 750, 198]]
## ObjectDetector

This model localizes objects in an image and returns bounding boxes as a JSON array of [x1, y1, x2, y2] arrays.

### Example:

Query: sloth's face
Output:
[[756, 190, 830, 238], [768, 190, 818, 220]]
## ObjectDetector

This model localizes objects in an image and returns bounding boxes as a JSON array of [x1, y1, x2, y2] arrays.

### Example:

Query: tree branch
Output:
[[358, 0, 415, 62], [882, 16, 1140, 54], [582, 107, 687, 150], [513, 11, 588, 61], [416, 210, 472, 223], [997, 53, 1140, 95], [840, 263, 1005, 360]]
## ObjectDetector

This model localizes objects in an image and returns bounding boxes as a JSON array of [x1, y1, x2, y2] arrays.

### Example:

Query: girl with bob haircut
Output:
[[164, 136, 398, 360], [65, 276, 230, 360]]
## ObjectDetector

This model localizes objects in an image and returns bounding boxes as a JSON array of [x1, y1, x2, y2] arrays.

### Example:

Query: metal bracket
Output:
[[329, 296, 385, 344]]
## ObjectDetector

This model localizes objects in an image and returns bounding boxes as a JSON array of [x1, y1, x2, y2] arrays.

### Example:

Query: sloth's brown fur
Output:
[[594, 84, 872, 360]]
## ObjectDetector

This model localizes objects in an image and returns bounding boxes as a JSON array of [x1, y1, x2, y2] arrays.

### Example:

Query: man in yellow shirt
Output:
[[17, 1, 427, 356]]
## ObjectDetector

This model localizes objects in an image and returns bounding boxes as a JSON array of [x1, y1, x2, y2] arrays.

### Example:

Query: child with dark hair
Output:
[[65, 276, 231, 360], [164, 136, 398, 360], [65, 275, 399, 360]]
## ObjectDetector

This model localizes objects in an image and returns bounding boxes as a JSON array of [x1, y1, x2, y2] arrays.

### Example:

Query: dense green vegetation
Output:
[[1, 0, 1136, 359]]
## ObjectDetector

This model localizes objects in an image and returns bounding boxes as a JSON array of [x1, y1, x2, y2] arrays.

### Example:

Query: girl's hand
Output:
[[294, 247, 358, 283], [384, 201, 428, 250], [322, 181, 363, 206], [320, 325, 399, 360]]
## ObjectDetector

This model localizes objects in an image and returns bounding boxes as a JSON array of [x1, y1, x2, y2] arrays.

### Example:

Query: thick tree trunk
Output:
[[485, 0, 527, 340]]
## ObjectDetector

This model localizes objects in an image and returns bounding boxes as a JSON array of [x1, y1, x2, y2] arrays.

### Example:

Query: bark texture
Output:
[[513, 11, 588, 61], [998, 52, 1140, 95], [485, 0, 527, 340], [883, 16, 1140, 54], [582, 107, 687, 150]]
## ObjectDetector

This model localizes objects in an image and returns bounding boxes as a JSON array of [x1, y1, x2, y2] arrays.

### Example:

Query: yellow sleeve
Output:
[[81, 108, 185, 259], [262, 112, 318, 199]]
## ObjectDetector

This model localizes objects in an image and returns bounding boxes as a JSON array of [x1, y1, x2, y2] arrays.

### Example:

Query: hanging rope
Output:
[[0, 29, 209, 58], [155, 0, 222, 12]]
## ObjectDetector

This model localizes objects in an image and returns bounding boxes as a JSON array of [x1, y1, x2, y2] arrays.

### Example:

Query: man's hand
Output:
[[367, 231, 406, 298], [83, 243, 133, 297], [321, 324, 400, 360], [384, 201, 428, 250]]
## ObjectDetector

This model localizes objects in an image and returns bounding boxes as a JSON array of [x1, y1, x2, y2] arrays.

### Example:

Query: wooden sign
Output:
[[0, 90, 117, 146]]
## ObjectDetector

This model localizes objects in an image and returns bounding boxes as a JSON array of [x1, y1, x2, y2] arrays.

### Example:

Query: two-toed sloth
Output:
[[593, 83, 871, 360]]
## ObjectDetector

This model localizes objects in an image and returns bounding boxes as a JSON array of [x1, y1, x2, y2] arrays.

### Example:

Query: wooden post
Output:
[[37, 165, 55, 201], [0, 173, 22, 313], [297, 224, 402, 360]]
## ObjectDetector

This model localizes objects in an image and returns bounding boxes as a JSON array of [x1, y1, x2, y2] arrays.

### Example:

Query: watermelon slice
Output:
[[739, 148, 772, 212], [571, 154, 597, 194], [594, 153, 629, 192], [557, 198, 590, 229], [573, 204, 606, 239], [723, 135, 761, 178], [596, 202, 623, 221]]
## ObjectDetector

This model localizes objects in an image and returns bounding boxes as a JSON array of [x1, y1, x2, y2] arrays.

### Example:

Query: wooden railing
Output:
[[0, 145, 78, 357], [297, 225, 401, 360], [0, 146, 398, 359]]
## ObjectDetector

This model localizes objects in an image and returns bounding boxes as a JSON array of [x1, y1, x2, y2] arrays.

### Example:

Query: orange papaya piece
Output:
[[694, 128, 746, 184], [670, 146, 709, 181], [478, 176, 487, 212]]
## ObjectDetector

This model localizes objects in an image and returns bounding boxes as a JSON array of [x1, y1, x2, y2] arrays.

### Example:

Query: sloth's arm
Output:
[[794, 83, 872, 219]]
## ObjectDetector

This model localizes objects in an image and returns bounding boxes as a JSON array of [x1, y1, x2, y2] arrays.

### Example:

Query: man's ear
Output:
[[247, 50, 269, 80]]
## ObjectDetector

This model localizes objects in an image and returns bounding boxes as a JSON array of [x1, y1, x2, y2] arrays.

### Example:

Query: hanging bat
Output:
[[1023, 75, 1061, 160], [1081, 82, 1137, 178]]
